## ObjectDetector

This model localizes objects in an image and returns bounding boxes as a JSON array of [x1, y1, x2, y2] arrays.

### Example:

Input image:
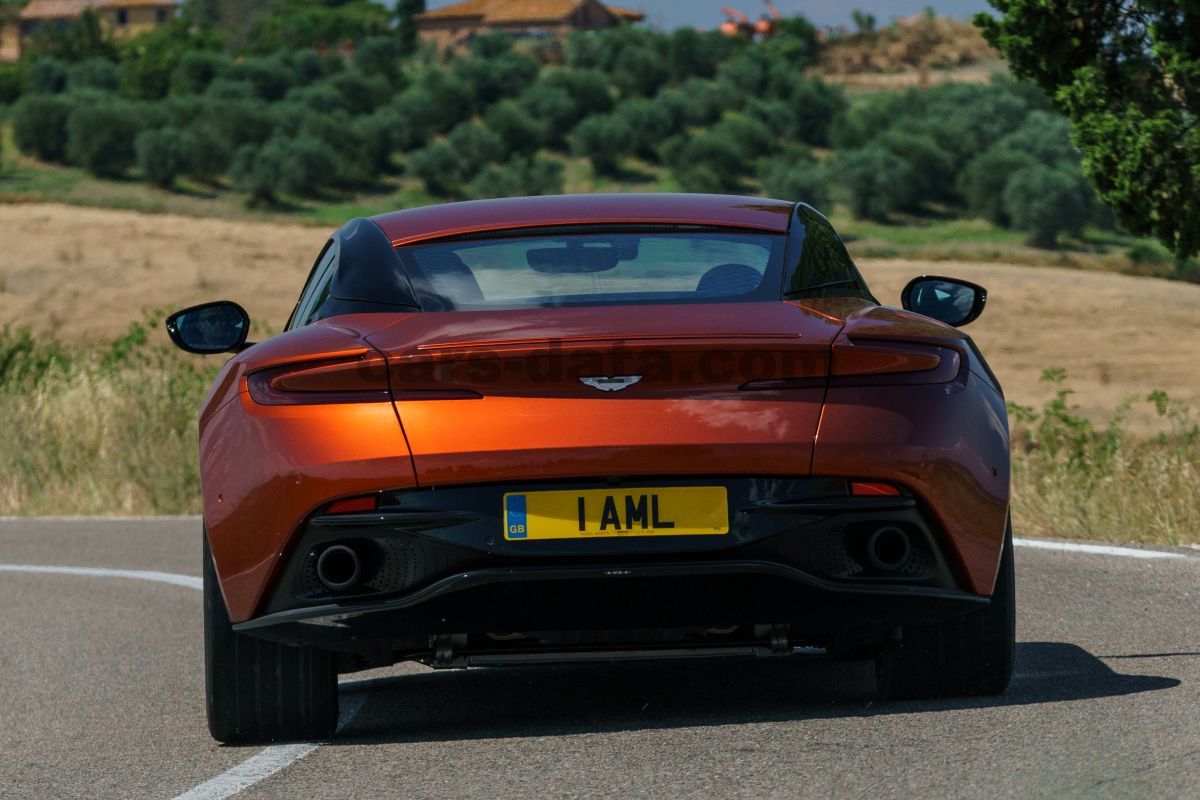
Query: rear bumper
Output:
[[235, 477, 991, 656], [236, 558, 985, 648]]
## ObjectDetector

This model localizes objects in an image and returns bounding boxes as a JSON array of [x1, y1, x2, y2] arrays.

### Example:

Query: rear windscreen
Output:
[[396, 230, 785, 310]]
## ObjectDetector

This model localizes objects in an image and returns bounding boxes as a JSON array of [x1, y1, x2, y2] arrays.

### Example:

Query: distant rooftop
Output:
[[20, 0, 176, 21], [417, 0, 644, 24]]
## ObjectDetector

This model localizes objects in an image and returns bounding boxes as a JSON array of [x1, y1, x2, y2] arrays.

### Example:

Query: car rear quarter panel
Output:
[[806, 300, 1011, 595], [200, 319, 418, 622]]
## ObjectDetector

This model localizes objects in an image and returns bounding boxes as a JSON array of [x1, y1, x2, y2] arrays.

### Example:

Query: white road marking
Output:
[[1013, 538, 1187, 560], [0, 561, 369, 799], [0, 515, 201, 522], [0, 563, 203, 590], [172, 688, 368, 800]]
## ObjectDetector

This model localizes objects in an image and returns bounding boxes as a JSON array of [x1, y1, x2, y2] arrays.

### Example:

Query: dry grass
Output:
[[1007, 373, 1199, 545], [817, 16, 998, 81], [0, 203, 324, 344], [4, 204, 1200, 430], [858, 259, 1200, 435], [2, 204, 1198, 541], [0, 325, 217, 515]]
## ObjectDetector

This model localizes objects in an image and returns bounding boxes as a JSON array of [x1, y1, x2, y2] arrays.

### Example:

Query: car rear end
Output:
[[202, 209, 1008, 673]]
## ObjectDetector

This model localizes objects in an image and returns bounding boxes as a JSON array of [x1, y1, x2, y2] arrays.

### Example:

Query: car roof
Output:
[[369, 194, 796, 246]]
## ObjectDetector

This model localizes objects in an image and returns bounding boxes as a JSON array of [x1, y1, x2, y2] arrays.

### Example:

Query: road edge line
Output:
[[1013, 538, 1187, 560], [171, 689, 369, 800], [0, 564, 202, 589]]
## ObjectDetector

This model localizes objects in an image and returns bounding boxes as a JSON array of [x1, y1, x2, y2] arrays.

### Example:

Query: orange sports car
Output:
[[168, 194, 1013, 743]]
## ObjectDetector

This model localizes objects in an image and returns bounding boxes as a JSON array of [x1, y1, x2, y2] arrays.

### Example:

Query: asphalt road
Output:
[[1, 518, 1197, 800]]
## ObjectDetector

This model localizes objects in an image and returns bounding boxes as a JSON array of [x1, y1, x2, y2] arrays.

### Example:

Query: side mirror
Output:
[[901, 276, 987, 327], [165, 301, 251, 354]]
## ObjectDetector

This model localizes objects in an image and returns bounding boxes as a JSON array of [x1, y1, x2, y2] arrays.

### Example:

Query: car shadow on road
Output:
[[330, 641, 1180, 745]]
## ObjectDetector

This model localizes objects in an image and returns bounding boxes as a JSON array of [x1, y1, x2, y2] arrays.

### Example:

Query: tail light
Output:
[[830, 339, 961, 386], [246, 355, 484, 405], [247, 356, 391, 406], [740, 340, 961, 391], [850, 481, 902, 496]]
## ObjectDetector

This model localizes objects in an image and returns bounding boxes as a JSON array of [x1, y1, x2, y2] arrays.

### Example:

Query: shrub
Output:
[[716, 49, 772, 104], [417, 69, 475, 133], [665, 28, 725, 82], [288, 48, 326, 85], [327, 69, 389, 115], [958, 146, 1036, 225], [119, 20, 223, 101], [828, 91, 911, 149], [26, 59, 69, 94], [712, 112, 776, 157], [231, 141, 285, 205], [657, 78, 736, 128], [484, 99, 545, 156], [12, 95, 73, 162], [205, 77, 257, 100], [66, 58, 120, 92], [664, 128, 746, 193], [746, 98, 796, 139], [571, 113, 634, 176], [285, 82, 347, 112], [351, 112, 395, 177], [470, 30, 515, 60], [920, 85, 1030, 167], [136, 127, 190, 188], [787, 76, 845, 147], [542, 68, 613, 116], [387, 87, 440, 151], [66, 101, 143, 176], [836, 145, 918, 221], [183, 125, 230, 183], [208, 99, 277, 148], [614, 98, 672, 160], [611, 44, 667, 98], [993, 111, 1078, 168], [466, 155, 565, 199], [452, 51, 540, 109], [160, 95, 209, 127], [225, 56, 294, 102], [353, 36, 403, 80], [758, 157, 830, 209], [407, 140, 466, 197], [1002, 164, 1092, 247], [276, 134, 340, 197], [0, 64, 23, 104], [875, 130, 955, 206], [170, 51, 230, 95], [517, 82, 581, 146], [447, 121, 505, 174]]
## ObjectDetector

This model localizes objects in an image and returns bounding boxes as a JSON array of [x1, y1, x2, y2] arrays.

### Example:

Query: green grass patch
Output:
[[1009, 370, 1200, 545]]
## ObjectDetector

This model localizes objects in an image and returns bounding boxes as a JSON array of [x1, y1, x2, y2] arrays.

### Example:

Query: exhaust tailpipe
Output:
[[866, 526, 912, 572], [316, 544, 362, 591]]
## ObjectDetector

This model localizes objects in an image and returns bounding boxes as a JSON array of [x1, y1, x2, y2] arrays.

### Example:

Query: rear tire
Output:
[[875, 518, 1015, 700], [204, 531, 338, 743]]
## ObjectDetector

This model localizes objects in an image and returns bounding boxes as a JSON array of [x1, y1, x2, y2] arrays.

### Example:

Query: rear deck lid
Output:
[[366, 302, 843, 486]]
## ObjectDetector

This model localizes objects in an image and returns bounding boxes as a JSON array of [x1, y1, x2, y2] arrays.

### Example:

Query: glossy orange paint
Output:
[[367, 301, 842, 487], [803, 298, 1011, 595], [196, 196, 1010, 622], [199, 318, 417, 622]]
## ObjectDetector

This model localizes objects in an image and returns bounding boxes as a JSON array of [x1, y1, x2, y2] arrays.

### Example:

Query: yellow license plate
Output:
[[503, 486, 729, 540]]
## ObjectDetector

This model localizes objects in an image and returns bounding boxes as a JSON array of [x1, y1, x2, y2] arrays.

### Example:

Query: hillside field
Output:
[[2, 202, 1197, 433]]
